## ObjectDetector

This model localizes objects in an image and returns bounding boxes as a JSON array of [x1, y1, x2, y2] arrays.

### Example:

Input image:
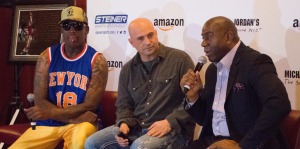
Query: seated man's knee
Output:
[[84, 137, 95, 149], [69, 122, 97, 148], [130, 137, 166, 149], [85, 125, 117, 149]]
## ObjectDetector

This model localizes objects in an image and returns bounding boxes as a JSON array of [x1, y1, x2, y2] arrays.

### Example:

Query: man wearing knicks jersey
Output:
[[9, 6, 108, 149]]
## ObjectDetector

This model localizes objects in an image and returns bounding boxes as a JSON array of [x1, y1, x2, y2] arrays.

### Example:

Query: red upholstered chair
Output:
[[98, 91, 117, 128], [282, 110, 300, 149], [0, 123, 30, 146], [0, 91, 118, 149]]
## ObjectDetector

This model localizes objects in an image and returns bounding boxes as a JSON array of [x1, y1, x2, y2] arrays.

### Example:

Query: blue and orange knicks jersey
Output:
[[37, 43, 100, 126]]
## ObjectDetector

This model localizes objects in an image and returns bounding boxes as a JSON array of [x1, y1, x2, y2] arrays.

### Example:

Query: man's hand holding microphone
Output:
[[24, 93, 36, 130], [180, 56, 207, 102], [113, 123, 131, 147], [24, 93, 51, 130]]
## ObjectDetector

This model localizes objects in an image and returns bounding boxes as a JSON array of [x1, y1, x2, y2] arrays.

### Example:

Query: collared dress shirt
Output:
[[212, 41, 240, 136]]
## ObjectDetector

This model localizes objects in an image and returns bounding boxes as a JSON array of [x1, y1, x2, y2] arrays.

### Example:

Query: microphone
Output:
[[183, 56, 207, 94], [27, 93, 36, 130], [112, 126, 132, 145]]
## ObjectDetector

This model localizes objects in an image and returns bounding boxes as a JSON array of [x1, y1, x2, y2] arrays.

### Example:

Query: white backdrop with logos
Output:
[[87, 0, 300, 110]]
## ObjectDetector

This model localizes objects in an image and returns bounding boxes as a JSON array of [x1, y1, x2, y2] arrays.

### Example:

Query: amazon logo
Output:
[[153, 18, 184, 31], [293, 19, 300, 30]]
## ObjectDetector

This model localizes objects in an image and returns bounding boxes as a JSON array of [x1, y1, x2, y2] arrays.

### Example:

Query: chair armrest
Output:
[[282, 110, 300, 149], [0, 123, 30, 145]]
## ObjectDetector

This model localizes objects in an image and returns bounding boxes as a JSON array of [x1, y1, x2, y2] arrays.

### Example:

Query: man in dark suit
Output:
[[180, 16, 291, 149]]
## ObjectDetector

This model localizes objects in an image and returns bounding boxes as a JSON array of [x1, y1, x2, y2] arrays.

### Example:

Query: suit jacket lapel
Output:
[[227, 63, 238, 98], [226, 42, 245, 98]]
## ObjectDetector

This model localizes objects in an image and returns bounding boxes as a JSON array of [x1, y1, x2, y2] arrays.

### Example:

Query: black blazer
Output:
[[187, 42, 291, 149]]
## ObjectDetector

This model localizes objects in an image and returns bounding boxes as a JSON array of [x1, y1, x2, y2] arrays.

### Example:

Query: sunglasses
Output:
[[61, 21, 85, 31]]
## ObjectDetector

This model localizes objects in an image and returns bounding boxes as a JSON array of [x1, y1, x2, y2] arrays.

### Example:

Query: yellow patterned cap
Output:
[[58, 6, 88, 24]]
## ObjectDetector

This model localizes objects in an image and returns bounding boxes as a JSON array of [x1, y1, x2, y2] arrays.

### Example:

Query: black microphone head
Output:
[[27, 93, 35, 103], [198, 56, 207, 64], [193, 56, 207, 73]]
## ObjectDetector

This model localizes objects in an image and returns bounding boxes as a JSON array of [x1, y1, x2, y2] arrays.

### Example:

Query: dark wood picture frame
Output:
[[9, 4, 67, 61]]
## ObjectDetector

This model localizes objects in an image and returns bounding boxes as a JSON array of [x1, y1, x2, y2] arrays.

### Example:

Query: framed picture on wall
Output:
[[9, 4, 67, 61]]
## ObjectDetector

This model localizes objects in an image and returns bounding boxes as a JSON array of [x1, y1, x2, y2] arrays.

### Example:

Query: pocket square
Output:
[[233, 82, 245, 93]]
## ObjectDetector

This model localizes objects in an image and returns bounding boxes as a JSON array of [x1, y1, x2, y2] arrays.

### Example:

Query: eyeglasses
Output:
[[61, 21, 84, 31]]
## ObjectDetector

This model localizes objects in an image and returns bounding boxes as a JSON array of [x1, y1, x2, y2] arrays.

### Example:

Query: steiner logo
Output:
[[95, 15, 128, 24]]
